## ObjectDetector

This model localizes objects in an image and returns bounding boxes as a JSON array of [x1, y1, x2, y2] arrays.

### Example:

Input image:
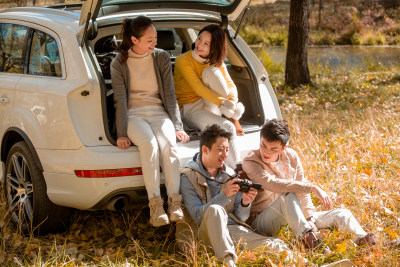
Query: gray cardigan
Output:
[[110, 48, 183, 138]]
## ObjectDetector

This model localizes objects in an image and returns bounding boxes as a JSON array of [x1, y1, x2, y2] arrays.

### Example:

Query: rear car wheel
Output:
[[5, 141, 72, 234]]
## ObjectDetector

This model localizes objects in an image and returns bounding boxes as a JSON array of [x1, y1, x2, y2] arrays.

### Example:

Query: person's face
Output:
[[202, 137, 229, 169], [194, 30, 211, 58], [259, 137, 286, 163], [131, 25, 157, 55]]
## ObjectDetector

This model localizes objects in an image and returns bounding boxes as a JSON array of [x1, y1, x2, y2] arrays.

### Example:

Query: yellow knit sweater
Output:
[[174, 51, 236, 108]]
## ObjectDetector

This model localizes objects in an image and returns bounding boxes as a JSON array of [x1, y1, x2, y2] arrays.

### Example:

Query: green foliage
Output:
[[259, 49, 284, 75], [241, 25, 288, 46], [240, 1, 400, 46]]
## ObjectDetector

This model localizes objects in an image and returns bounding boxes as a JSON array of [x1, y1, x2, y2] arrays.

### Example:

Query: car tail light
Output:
[[74, 168, 143, 178]]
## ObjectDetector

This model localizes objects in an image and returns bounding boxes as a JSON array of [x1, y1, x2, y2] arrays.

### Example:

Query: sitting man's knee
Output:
[[284, 192, 301, 203], [205, 204, 226, 217], [204, 204, 228, 224], [335, 208, 354, 221]]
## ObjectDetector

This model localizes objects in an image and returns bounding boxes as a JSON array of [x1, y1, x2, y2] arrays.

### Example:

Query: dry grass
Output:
[[275, 71, 400, 265], [0, 71, 399, 266]]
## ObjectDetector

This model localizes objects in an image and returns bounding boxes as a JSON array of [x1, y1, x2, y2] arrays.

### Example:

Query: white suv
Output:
[[0, 0, 281, 234]]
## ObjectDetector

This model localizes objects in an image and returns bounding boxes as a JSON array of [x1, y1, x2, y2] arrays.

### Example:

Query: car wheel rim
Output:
[[6, 152, 34, 229]]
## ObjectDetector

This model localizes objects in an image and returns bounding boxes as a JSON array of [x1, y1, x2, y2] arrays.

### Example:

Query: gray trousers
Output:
[[200, 204, 292, 262], [251, 193, 367, 241]]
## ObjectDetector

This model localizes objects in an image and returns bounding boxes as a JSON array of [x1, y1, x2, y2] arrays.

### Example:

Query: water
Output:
[[251, 45, 400, 73]]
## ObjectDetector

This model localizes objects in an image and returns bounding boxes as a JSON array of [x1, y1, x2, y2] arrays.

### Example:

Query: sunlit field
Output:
[[0, 0, 400, 266], [1, 68, 399, 266]]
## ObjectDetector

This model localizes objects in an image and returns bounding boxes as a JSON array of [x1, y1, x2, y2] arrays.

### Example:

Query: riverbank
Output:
[[251, 45, 400, 75]]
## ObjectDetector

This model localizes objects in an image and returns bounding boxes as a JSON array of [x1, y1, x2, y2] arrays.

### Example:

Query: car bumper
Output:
[[38, 130, 261, 210]]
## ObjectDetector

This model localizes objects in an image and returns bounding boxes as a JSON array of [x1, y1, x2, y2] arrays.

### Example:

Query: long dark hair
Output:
[[119, 16, 154, 64], [193, 24, 226, 67]]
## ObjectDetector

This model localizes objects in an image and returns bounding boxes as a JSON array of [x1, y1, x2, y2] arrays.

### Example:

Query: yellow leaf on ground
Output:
[[362, 169, 372, 176], [389, 231, 398, 240], [336, 242, 346, 253]]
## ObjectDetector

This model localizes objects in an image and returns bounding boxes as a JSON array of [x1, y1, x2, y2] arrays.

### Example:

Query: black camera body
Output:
[[234, 179, 262, 193]]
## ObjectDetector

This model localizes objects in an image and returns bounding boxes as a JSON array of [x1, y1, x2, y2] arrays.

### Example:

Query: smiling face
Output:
[[201, 136, 229, 171], [131, 24, 157, 55], [194, 30, 212, 58], [259, 137, 286, 163]]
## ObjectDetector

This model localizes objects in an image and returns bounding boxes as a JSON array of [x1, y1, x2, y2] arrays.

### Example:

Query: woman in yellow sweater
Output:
[[174, 24, 244, 167]]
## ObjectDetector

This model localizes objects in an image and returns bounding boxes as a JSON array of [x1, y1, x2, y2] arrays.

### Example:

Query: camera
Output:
[[232, 164, 262, 193], [234, 179, 262, 193]]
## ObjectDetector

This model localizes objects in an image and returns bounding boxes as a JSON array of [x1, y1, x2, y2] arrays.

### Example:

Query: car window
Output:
[[28, 30, 62, 77], [0, 23, 28, 73]]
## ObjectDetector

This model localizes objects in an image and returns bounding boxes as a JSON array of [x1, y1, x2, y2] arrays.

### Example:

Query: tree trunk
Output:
[[318, 0, 323, 29], [285, 0, 311, 88]]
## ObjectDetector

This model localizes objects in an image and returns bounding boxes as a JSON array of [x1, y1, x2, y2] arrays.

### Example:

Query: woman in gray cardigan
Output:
[[111, 16, 189, 227]]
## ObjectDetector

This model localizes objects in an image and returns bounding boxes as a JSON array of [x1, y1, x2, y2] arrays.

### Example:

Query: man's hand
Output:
[[241, 188, 257, 207], [176, 130, 190, 143], [117, 137, 131, 149], [223, 178, 241, 197], [311, 185, 333, 210]]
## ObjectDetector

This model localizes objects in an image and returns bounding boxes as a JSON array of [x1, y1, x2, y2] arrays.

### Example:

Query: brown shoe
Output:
[[301, 231, 331, 255], [227, 118, 245, 136], [357, 233, 377, 246], [168, 193, 184, 222], [386, 239, 400, 247], [148, 195, 169, 227]]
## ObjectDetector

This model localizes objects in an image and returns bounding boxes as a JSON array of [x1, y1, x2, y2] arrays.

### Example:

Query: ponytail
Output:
[[118, 16, 154, 64]]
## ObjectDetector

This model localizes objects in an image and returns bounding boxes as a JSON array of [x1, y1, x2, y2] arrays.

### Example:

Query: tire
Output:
[[4, 141, 73, 235]]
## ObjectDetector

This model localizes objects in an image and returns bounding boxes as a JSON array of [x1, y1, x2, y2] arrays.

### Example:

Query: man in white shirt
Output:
[[242, 119, 377, 254]]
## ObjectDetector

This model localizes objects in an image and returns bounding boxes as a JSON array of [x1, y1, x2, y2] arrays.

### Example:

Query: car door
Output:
[[0, 23, 28, 136]]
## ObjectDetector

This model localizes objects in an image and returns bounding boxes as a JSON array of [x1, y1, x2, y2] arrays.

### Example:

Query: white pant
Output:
[[202, 66, 244, 120], [251, 193, 367, 241], [200, 205, 292, 262], [181, 99, 241, 168], [127, 106, 180, 198]]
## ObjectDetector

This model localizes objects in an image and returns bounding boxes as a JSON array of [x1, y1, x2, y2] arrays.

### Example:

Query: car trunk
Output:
[[88, 19, 265, 144]]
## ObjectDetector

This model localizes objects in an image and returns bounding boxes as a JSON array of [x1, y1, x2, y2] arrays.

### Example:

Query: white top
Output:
[[269, 155, 287, 179], [127, 49, 162, 109]]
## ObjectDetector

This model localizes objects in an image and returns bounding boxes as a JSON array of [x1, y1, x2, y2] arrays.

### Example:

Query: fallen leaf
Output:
[[336, 241, 346, 253]]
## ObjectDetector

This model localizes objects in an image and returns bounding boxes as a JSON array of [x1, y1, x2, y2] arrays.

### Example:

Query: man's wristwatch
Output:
[[306, 216, 316, 224]]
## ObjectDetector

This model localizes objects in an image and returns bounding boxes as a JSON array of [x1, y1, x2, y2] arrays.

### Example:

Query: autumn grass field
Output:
[[0, 67, 399, 266]]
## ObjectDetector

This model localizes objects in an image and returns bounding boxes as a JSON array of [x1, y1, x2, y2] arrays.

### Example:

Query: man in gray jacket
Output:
[[177, 124, 294, 267]]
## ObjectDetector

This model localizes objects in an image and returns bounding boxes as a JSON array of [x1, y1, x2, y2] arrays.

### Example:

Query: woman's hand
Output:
[[311, 185, 333, 210], [221, 99, 236, 109], [117, 137, 131, 149], [176, 130, 190, 143]]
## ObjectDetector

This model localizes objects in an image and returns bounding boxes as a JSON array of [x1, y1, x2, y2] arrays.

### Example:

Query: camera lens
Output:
[[240, 185, 250, 192]]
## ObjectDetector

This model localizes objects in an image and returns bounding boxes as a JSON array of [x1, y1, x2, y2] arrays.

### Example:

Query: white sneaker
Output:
[[148, 195, 170, 227], [168, 193, 184, 222]]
